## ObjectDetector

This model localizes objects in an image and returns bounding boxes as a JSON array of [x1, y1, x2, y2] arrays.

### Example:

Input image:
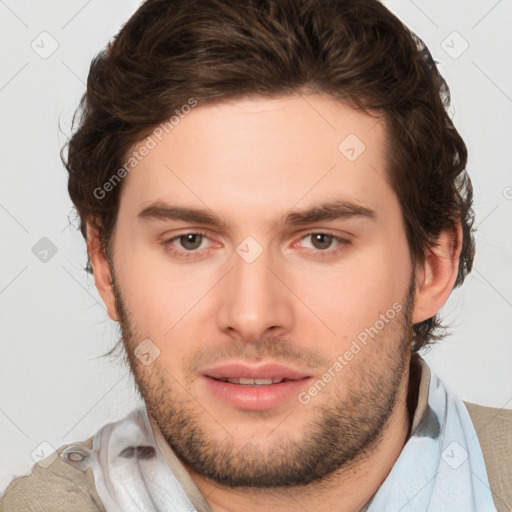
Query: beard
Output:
[[109, 267, 415, 489]]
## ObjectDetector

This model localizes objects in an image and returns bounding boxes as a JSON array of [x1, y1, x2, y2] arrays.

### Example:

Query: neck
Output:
[[186, 360, 419, 512]]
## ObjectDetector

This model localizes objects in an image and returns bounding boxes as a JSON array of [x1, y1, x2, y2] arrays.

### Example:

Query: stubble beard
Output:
[[110, 270, 415, 489]]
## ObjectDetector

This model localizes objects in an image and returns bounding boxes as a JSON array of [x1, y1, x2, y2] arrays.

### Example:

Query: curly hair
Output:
[[63, 0, 475, 353]]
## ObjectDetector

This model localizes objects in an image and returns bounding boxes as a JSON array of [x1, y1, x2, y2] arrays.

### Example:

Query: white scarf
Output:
[[363, 366, 497, 511], [61, 361, 497, 512]]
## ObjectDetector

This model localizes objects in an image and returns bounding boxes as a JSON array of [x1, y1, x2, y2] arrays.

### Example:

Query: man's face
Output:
[[106, 94, 416, 487]]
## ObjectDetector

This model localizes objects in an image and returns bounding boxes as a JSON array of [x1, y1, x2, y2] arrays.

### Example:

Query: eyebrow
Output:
[[137, 200, 377, 229]]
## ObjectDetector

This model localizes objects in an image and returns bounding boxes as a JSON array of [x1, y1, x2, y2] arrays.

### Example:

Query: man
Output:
[[2, 0, 511, 510]]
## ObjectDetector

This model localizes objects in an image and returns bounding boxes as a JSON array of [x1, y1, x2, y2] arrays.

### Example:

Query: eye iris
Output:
[[311, 233, 332, 250], [180, 234, 202, 250]]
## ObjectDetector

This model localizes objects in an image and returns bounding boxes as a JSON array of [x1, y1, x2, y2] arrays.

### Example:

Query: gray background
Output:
[[1, 0, 511, 493]]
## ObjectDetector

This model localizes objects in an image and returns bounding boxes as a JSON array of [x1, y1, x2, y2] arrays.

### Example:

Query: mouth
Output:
[[210, 376, 296, 385], [200, 362, 313, 410]]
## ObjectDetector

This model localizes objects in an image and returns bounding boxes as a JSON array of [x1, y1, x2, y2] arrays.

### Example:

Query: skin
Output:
[[87, 93, 461, 512]]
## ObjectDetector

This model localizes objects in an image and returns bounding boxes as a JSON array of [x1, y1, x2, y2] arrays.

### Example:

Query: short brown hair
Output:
[[63, 0, 475, 353]]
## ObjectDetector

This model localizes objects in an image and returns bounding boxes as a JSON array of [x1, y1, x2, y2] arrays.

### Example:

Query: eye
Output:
[[304, 232, 335, 250], [162, 232, 212, 259], [297, 231, 350, 257], [175, 233, 205, 251]]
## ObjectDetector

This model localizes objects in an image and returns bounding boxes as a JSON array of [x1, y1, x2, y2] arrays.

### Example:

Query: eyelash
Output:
[[162, 231, 350, 260]]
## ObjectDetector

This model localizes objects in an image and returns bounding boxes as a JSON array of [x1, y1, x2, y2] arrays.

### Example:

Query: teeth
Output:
[[224, 377, 285, 385]]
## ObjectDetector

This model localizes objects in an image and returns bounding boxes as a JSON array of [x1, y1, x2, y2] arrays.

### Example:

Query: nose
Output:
[[216, 245, 294, 344]]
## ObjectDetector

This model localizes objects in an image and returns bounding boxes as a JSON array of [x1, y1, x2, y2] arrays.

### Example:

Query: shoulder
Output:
[[464, 401, 512, 452], [1, 436, 105, 512], [464, 401, 512, 512]]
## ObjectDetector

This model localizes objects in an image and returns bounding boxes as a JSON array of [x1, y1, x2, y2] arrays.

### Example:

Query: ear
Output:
[[86, 217, 120, 322], [412, 223, 462, 324]]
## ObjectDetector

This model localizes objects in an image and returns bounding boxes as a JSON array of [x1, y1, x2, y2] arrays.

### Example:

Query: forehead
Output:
[[118, 93, 395, 226]]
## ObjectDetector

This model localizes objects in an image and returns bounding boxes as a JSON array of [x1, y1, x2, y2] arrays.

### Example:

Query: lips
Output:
[[200, 362, 313, 410], [202, 362, 310, 382]]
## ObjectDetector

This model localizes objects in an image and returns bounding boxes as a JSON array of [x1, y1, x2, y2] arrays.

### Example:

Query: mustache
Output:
[[184, 336, 330, 374]]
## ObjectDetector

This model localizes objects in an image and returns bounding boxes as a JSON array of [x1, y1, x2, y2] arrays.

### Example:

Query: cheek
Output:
[[113, 238, 205, 336], [289, 243, 411, 349]]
